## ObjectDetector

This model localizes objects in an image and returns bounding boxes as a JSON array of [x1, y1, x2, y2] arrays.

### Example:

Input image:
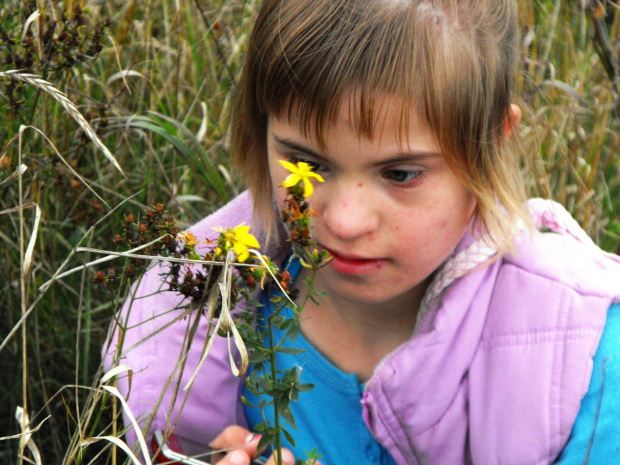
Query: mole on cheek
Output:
[[357, 182, 363, 188]]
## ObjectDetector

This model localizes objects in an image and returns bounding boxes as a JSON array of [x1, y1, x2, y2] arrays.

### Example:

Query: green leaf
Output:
[[240, 395, 257, 407], [296, 383, 314, 392], [282, 427, 296, 447], [110, 114, 230, 202], [275, 394, 290, 413], [257, 377, 272, 391], [287, 322, 301, 341], [246, 295, 263, 307], [270, 315, 286, 327], [250, 351, 271, 364], [281, 406, 296, 428], [257, 431, 275, 453], [276, 347, 305, 355]]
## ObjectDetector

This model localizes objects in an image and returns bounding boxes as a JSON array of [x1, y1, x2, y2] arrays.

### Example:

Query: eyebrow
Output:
[[272, 134, 441, 166]]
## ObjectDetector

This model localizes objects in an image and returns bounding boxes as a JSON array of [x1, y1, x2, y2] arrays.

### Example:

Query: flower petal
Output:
[[235, 247, 250, 263], [233, 225, 251, 235], [241, 234, 260, 248], [307, 171, 325, 182], [282, 173, 301, 188], [297, 162, 313, 173], [302, 179, 314, 197], [233, 225, 260, 248], [278, 159, 300, 173]]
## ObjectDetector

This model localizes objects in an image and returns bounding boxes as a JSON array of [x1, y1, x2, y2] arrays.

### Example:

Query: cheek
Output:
[[268, 162, 287, 207], [437, 219, 449, 229]]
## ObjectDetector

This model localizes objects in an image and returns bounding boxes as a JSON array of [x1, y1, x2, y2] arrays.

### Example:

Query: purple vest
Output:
[[103, 193, 620, 464]]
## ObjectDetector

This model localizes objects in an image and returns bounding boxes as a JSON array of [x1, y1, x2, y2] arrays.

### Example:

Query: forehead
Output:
[[279, 90, 434, 149], [270, 93, 442, 161]]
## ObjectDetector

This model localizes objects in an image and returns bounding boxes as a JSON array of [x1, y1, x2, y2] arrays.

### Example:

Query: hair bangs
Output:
[[252, 1, 431, 147]]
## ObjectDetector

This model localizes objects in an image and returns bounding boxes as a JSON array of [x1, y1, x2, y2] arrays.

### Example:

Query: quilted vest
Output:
[[105, 194, 620, 464], [362, 199, 620, 464]]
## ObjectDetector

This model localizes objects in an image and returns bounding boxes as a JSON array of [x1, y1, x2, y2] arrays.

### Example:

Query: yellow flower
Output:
[[212, 224, 260, 262], [279, 160, 325, 197], [178, 231, 198, 247]]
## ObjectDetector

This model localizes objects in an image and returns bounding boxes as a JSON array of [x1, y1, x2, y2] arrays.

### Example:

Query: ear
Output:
[[504, 104, 521, 140]]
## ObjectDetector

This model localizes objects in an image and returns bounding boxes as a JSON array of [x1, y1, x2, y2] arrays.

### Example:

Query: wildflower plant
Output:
[[92, 204, 179, 293], [133, 160, 329, 465], [236, 161, 331, 465]]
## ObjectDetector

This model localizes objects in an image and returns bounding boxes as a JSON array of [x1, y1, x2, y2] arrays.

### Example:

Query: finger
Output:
[[210, 425, 254, 449], [264, 448, 295, 465], [216, 449, 252, 465], [210, 426, 262, 458]]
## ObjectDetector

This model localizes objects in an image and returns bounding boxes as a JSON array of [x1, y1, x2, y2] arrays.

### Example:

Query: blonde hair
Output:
[[231, 0, 530, 254]]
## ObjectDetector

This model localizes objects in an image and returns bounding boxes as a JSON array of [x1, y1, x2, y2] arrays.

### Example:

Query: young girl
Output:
[[104, 0, 620, 464]]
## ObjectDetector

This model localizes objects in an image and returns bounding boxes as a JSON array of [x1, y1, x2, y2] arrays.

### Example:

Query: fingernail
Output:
[[228, 450, 248, 465], [281, 449, 295, 465], [245, 433, 261, 444]]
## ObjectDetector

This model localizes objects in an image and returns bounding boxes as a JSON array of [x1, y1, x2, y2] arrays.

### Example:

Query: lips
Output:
[[322, 246, 389, 275]]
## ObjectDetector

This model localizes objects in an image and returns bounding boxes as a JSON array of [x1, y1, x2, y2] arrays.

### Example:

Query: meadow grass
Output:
[[0, 0, 618, 463]]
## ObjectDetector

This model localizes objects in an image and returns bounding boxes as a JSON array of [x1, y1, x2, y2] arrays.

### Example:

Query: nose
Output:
[[319, 181, 380, 242]]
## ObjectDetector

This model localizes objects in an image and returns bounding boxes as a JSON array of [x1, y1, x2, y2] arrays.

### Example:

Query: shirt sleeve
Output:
[[555, 302, 620, 463]]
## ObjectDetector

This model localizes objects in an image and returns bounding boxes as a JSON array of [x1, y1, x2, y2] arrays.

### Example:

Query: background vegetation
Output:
[[1, 0, 618, 463]]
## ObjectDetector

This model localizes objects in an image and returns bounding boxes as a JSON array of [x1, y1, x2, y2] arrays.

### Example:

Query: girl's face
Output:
[[267, 96, 476, 308]]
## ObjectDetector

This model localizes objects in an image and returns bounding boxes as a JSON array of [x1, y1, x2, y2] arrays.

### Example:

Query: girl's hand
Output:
[[209, 425, 296, 465]]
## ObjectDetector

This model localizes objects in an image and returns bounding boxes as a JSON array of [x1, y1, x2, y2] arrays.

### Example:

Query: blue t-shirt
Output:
[[243, 258, 396, 465], [243, 258, 620, 464], [555, 302, 620, 463]]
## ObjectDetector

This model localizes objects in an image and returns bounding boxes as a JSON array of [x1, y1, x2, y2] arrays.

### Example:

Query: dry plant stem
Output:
[[584, 102, 610, 228], [193, 0, 236, 84], [75, 240, 94, 442], [56, 385, 113, 465], [160, 267, 220, 437], [19, 115, 28, 465], [0, 241, 79, 354], [0, 163, 27, 188], [19, 125, 110, 209], [110, 280, 137, 465], [541, 0, 562, 64], [118, 304, 195, 357], [1, 195, 138, 354], [32, 310, 63, 457], [42, 244, 267, 293], [0, 415, 50, 441], [37, 237, 166, 292], [159, 308, 214, 454], [0, 70, 124, 175]]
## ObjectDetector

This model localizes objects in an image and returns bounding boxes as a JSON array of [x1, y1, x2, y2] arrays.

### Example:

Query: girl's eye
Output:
[[289, 156, 326, 173], [383, 169, 422, 184]]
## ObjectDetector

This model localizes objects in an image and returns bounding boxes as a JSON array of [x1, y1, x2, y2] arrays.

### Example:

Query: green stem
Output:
[[296, 265, 319, 314], [272, 265, 318, 352], [268, 314, 283, 465]]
